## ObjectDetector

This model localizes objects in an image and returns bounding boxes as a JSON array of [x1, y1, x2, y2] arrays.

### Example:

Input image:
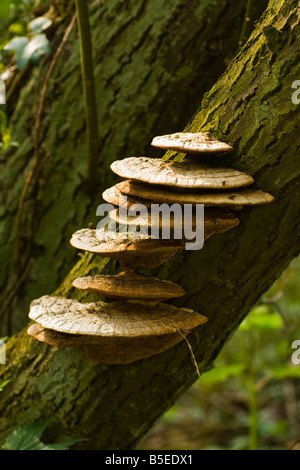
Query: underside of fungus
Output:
[[70, 228, 184, 268], [28, 296, 207, 364], [115, 180, 275, 207], [110, 157, 254, 189], [27, 323, 194, 365], [109, 206, 240, 238], [72, 272, 186, 301], [151, 132, 233, 155]]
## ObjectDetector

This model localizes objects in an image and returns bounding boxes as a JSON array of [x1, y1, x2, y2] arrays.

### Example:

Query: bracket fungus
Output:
[[28, 296, 207, 364], [72, 272, 186, 301], [28, 129, 274, 366], [110, 157, 254, 189], [70, 228, 183, 269], [109, 207, 240, 240], [115, 180, 275, 208], [27, 322, 199, 365], [151, 132, 233, 155], [102, 185, 150, 211]]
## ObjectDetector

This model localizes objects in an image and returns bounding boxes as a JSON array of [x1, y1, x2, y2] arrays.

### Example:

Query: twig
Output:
[[178, 330, 201, 379], [74, 0, 99, 193], [288, 439, 300, 450], [15, 13, 77, 274], [6, 63, 30, 103]]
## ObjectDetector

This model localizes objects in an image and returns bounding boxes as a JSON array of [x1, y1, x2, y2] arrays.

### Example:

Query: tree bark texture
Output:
[[0, 0, 251, 333], [1, 0, 299, 450]]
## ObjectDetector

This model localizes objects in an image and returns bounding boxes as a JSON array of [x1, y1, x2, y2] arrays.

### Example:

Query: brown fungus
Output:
[[109, 206, 240, 240], [70, 228, 183, 268], [102, 185, 151, 210], [28, 322, 197, 365], [151, 131, 233, 155], [115, 180, 274, 207], [28, 296, 207, 364], [72, 272, 186, 301], [110, 157, 254, 189]]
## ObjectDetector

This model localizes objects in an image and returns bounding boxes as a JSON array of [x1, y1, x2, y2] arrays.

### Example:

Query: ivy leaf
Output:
[[2, 420, 48, 450], [3, 37, 29, 70], [29, 17, 52, 35], [4, 36, 28, 53], [22, 34, 50, 68], [5, 34, 50, 70], [2, 420, 83, 450]]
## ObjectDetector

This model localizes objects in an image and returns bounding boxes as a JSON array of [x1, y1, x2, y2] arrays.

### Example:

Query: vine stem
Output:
[[74, 0, 99, 193]]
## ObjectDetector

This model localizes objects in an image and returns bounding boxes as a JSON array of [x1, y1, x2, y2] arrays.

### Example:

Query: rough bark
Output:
[[1, 0, 299, 450], [0, 0, 251, 333]]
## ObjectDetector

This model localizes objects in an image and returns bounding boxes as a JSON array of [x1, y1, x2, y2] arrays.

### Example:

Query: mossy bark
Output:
[[0, 0, 251, 333], [0, 0, 298, 450]]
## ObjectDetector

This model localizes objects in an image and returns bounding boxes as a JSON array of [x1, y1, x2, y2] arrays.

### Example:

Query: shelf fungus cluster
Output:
[[28, 131, 274, 365]]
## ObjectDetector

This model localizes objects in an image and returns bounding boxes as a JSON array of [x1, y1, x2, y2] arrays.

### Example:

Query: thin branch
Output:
[[74, 0, 99, 193], [177, 330, 201, 379]]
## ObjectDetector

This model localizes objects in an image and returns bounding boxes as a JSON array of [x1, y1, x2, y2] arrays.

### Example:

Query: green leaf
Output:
[[24, 34, 50, 64], [5, 34, 50, 70], [9, 21, 27, 36], [270, 365, 300, 380], [201, 363, 245, 387], [2, 420, 47, 450], [29, 16, 52, 35], [2, 420, 83, 450], [4, 36, 29, 70], [239, 306, 283, 331], [0, 379, 10, 391], [48, 438, 85, 450], [3, 36, 29, 52]]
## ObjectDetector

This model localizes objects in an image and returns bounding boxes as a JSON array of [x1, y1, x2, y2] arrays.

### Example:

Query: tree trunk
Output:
[[0, 0, 251, 334], [1, 0, 299, 450]]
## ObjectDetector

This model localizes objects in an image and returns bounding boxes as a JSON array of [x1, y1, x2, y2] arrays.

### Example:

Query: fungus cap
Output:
[[70, 228, 183, 268], [116, 180, 275, 207], [29, 295, 207, 337], [102, 185, 150, 210], [151, 132, 233, 154], [72, 272, 186, 300], [111, 157, 254, 189]]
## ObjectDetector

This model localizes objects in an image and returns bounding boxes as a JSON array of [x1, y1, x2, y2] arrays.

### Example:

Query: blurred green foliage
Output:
[[0, 2, 10, 27], [142, 256, 300, 450]]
